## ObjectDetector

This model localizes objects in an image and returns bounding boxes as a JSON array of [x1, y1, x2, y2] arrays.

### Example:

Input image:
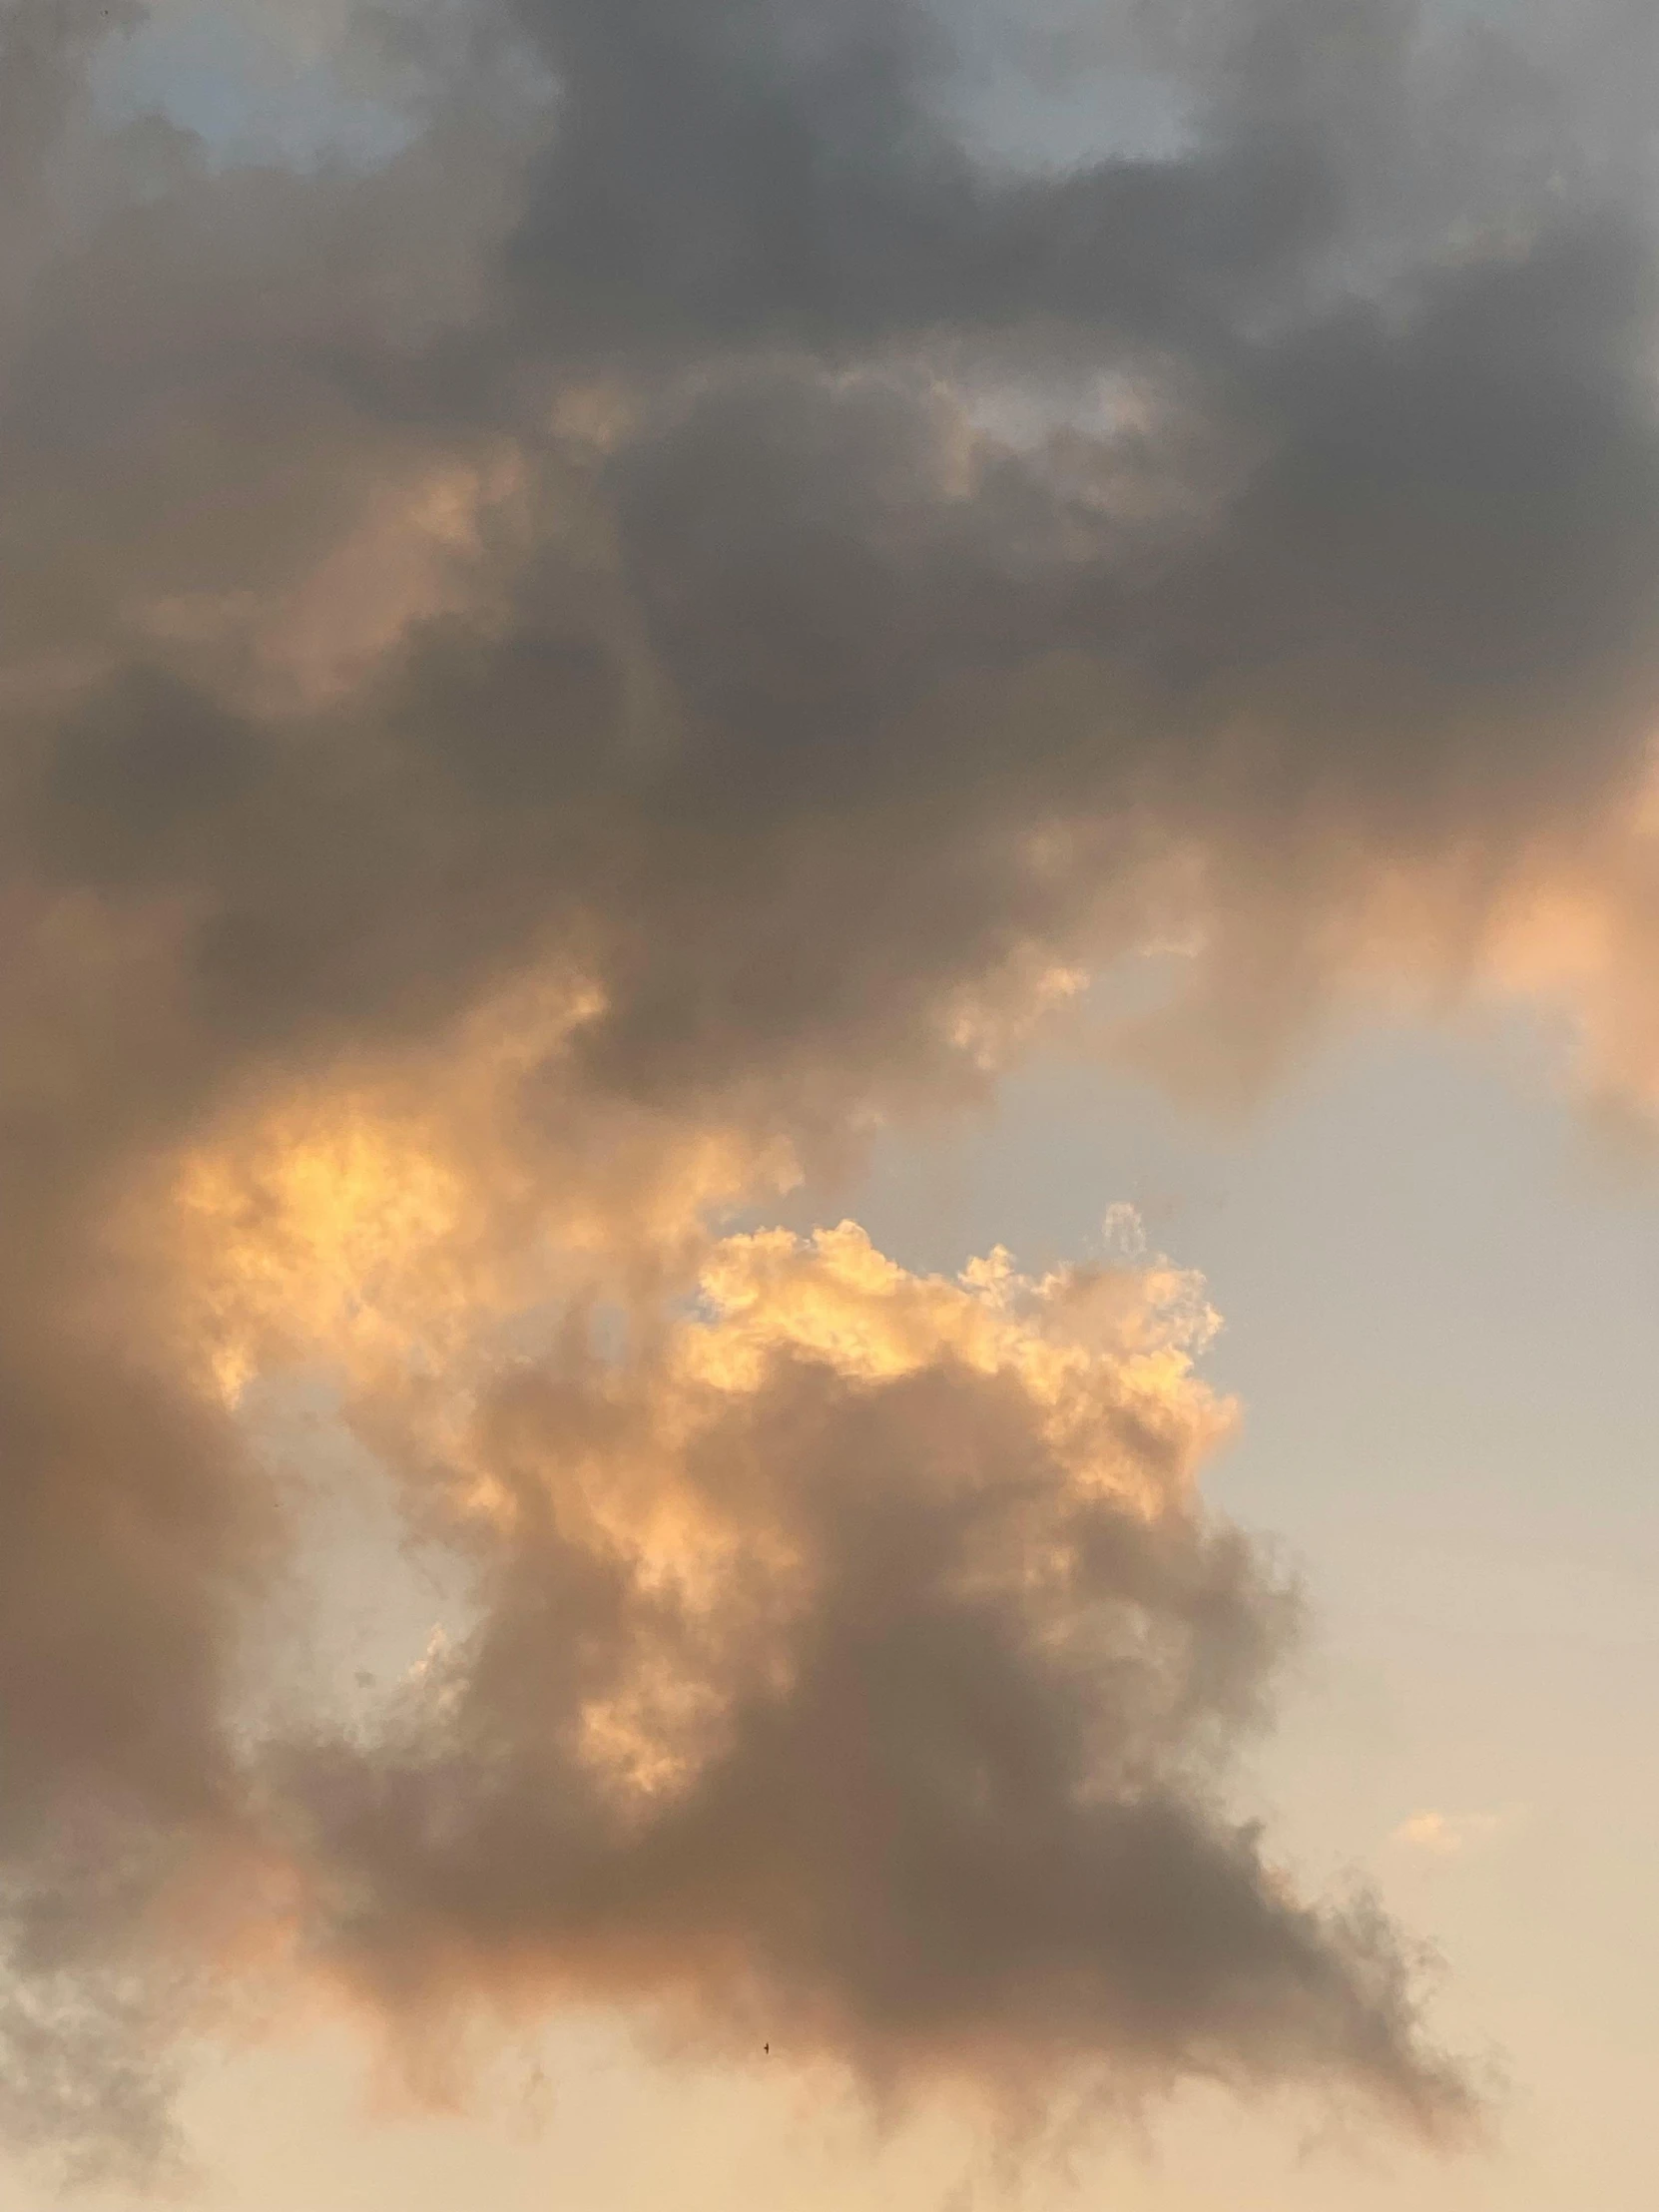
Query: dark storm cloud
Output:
[[504, 0, 1333, 353], [1, 0, 1656, 2178]]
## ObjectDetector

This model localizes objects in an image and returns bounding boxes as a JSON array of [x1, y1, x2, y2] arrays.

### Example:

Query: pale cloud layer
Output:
[[1, 0, 1655, 2185]]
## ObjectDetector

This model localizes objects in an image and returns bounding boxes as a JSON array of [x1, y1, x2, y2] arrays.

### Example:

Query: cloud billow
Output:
[[5, 0, 1657, 2177], [279, 1230, 1467, 2134]]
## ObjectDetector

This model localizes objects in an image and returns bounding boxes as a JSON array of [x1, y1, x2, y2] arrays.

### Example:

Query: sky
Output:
[[4, 0, 1659, 2205]]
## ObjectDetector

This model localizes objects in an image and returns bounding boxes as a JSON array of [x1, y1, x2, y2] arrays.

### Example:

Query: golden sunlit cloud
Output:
[[6, 0, 1659, 2186], [1391, 1812, 1518, 1860]]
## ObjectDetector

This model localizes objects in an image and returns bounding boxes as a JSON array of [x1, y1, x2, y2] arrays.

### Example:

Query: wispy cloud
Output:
[[1390, 1809, 1521, 1860]]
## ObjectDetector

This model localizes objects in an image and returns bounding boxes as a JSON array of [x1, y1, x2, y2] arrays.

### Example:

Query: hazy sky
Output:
[[4, 1, 1659, 2205]]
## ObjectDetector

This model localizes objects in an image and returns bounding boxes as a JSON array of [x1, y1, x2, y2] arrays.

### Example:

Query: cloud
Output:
[[273, 1227, 1469, 2138], [1, 0, 1656, 2180], [1391, 1811, 1517, 1859]]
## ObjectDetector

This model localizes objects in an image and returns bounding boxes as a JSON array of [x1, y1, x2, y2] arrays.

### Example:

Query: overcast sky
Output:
[[3, 1, 1659, 2205]]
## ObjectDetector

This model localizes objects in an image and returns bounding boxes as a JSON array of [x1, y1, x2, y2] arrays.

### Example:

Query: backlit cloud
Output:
[[5, 0, 1659, 2182]]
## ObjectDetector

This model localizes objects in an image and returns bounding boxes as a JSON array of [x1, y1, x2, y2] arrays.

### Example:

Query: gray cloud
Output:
[[278, 1251, 1466, 2138], [1, 0, 1655, 2180]]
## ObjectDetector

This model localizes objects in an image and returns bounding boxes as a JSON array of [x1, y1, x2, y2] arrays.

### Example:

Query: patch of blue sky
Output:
[[926, 0, 1197, 173], [89, 5, 416, 172], [944, 61, 1194, 176]]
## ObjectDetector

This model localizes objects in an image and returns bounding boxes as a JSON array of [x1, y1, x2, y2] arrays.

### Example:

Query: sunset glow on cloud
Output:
[[5, 1, 1659, 2205]]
